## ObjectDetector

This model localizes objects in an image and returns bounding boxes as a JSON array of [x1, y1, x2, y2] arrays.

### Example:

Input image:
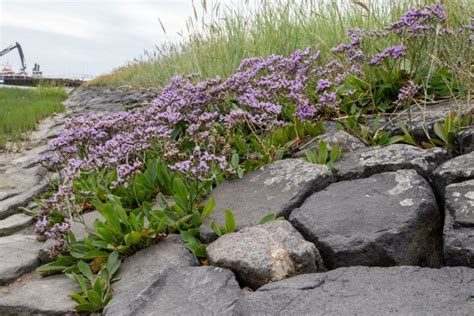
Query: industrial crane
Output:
[[0, 42, 27, 73]]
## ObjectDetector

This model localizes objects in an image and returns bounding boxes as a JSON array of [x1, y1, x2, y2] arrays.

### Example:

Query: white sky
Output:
[[0, 0, 218, 78]]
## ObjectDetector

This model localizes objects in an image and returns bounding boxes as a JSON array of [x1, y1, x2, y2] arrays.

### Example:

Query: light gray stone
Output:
[[128, 266, 242, 316], [233, 266, 474, 316], [0, 213, 34, 236], [294, 130, 366, 158], [334, 143, 448, 181], [0, 235, 44, 285], [290, 169, 442, 269], [200, 159, 334, 243], [444, 179, 474, 267], [70, 210, 103, 240], [207, 220, 323, 289], [104, 234, 199, 316], [432, 151, 474, 197], [0, 181, 48, 220], [0, 274, 78, 315], [64, 86, 159, 116]]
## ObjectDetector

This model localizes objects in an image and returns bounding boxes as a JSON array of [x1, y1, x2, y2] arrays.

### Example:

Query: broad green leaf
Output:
[[434, 122, 448, 144], [224, 209, 236, 233], [106, 252, 120, 277], [258, 213, 277, 225], [231, 153, 239, 167], [77, 261, 93, 281], [210, 221, 222, 236]]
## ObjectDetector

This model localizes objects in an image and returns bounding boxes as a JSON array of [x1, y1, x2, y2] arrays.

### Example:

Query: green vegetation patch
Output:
[[0, 87, 68, 149], [89, 0, 473, 89]]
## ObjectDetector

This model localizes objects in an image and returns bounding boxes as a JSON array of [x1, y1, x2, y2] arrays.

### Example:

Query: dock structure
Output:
[[0, 75, 83, 87]]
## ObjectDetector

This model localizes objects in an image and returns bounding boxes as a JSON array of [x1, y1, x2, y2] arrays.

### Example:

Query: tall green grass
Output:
[[89, 0, 472, 88], [0, 87, 67, 149]]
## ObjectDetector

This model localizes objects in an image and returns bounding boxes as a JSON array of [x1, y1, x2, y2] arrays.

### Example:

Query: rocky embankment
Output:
[[0, 86, 473, 315]]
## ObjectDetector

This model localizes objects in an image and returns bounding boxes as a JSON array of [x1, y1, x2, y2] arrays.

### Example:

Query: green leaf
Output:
[[106, 252, 120, 277], [129, 231, 142, 245], [210, 221, 222, 236], [75, 303, 98, 312], [70, 293, 88, 305], [258, 213, 277, 225], [224, 209, 236, 233], [434, 122, 448, 144], [318, 141, 328, 164], [86, 289, 103, 307], [77, 261, 93, 281], [231, 153, 239, 167], [200, 198, 215, 221]]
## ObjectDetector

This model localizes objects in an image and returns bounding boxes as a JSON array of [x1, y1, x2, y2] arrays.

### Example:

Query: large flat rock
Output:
[[104, 234, 199, 316], [432, 151, 474, 197], [0, 181, 48, 220], [200, 159, 334, 243], [444, 179, 474, 267], [0, 274, 78, 315], [233, 266, 474, 315], [333, 144, 447, 181], [128, 266, 242, 315], [0, 213, 34, 236], [64, 86, 159, 115], [0, 235, 44, 285], [207, 220, 323, 289], [290, 169, 442, 269]]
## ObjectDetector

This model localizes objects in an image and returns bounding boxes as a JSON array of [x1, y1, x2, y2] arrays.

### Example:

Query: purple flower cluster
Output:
[[395, 80, 422, 106], [387, 3, 447, 37], [369, 45, 407, 66]]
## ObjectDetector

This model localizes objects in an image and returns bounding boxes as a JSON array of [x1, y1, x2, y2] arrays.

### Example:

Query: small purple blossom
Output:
[[316, 79, 332, 92], [370, 45, 407, 66], [395, 81, 421, 106]]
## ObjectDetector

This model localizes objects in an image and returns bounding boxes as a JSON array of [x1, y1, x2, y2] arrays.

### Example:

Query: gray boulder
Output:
[[333, 144, 447, 181], [444, 179, 474, 267], [128, 266, 242, 316], [104, 234, 199, 316], [0, 274, 78, 315], [290, 169, 442, 269], [207, 220, 323, 289], [0, 235, 44, 285], [432, 151, 474, 197], [293, 130, 366, 158], [200, 159, 334, 243], [233, 266, 474, 316]]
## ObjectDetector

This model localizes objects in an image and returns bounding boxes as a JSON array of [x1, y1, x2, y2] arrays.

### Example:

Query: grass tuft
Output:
[[0, 87, 67, 149], [88, 0, 473, 89]]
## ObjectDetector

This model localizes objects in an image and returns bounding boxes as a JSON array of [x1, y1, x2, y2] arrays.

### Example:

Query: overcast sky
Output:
[[0, 0, 214, 79]]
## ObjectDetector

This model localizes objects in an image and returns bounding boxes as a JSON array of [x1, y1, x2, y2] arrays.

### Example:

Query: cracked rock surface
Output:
[[290, 169, 443, 269], [432, 151, 474, 197], [443, 179, 474, 267], [200, 159, 334, 243], [128, 266, 242, 316], [103, 235, 199, 316], [333, 143, 448, 181], [233, 266, 474, 316]]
